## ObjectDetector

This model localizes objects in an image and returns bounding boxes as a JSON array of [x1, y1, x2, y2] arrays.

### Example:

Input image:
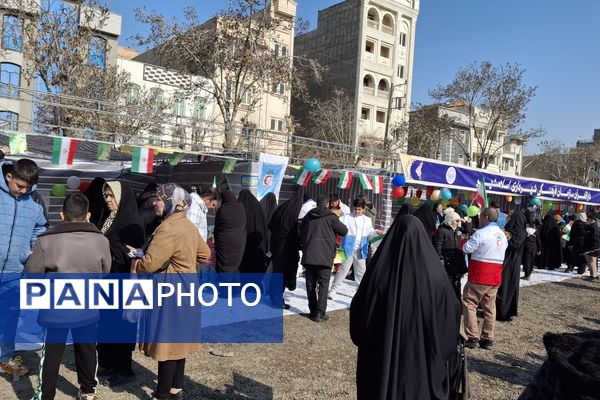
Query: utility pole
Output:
[[381, 79, 406, 169]]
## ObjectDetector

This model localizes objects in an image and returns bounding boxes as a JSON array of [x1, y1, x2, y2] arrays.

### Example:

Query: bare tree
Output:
[[134, 0, 322, 150], [524, 140, 600, 187], [405, 103, 458, 159], [293, 89, 356, 166], [430, 61, 544, 168], [5, 0, 172, 140]]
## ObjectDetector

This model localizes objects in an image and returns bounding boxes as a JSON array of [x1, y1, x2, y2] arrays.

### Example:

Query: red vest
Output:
[[467, 259, 503, 286]]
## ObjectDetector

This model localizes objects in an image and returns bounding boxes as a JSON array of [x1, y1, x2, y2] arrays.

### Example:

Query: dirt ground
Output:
[[2, 275, 599, 400]]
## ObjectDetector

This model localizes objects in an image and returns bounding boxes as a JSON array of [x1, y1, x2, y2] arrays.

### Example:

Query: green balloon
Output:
[[397, 198, 405, 206], [546, 202, 554, 210], [467, 205, 480, 217], [51, 183, 67, 197]]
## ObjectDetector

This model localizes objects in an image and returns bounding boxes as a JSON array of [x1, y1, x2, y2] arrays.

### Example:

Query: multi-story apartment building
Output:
[[410, 103, 525, 175], [293, 0, 419, 157], [0, 1, 121, 133], [135, 0, 297, 155]]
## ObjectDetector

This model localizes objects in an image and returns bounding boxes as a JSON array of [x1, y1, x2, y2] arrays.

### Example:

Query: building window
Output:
[[270, 118, 283, 132], [2, 15, 23, 52], [173, 93, 185, 117], [241, 87, 253, 105], [274, 43, 288, 57], [367, 8, 379, 29], [127, 83, 140, 104], [397, 65, 405, 79], [516, 154, 520, 162], [0, 110, 18, 130], [365, 40, 374, 54], [458, 154, 464, 164], [361, 107, 371, 120], [377, 79, 389, 92], [149, 87, 164, 109], [376, 110, 386, 123], [381, 14, 394, 35], [0, 62, 20, 97], [380, 45, 390, 59], [399, 32, 407, 47], [193, 97, 206, 119], [272, 82, 285, 95], [89, 36, 107, 69]]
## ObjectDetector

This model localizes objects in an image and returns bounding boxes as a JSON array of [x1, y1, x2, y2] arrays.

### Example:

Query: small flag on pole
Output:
[[338, 171, 353, 190], [212, 176, 217, 188], [474, 176, 488, 208], [293, 167, 312, 186], [96, 143, 111, 161], [131, 147, 155, 174], [8, 132, 27, 154], [312, 169, 331, 185], [358, 173, 374, 190], [222, 159, 236, 173], [169, 152, 184, 166], [371, 175, 384, 194], [52, 137, 78, 166]]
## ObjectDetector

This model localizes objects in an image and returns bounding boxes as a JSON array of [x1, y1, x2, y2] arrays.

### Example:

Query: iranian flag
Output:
[[131, 147, 155, 174], [371, 175, 384, 194], [473, 176, 488, 208], [312, 169, 331, 185], [358, 173, 374, 190], [338, 171, 353, 189], [52, 137, 78, 166], [293, 167, 312, 186]]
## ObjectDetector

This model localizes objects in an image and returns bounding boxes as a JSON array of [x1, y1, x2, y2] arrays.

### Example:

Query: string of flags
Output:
[[290, 167, 385, 194]]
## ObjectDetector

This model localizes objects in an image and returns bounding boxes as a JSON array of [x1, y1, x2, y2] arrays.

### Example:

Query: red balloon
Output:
[[426, 187, 434, 197], [79, 181, 91, 193], [415, 189, 423, 198], [392, 187, 405, 199]]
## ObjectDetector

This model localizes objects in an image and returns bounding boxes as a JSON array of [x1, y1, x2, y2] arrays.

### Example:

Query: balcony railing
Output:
[[367, 20, 379, 30], [382, 25, 394, 35], [362, 86, 375, 96]]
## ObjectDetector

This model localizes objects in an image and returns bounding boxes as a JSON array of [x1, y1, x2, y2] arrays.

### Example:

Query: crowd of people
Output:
[[2, 150, 600, 399]]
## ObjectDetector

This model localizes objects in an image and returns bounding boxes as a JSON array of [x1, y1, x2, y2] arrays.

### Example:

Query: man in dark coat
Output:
[[214, 190, 246, 273], [350, 214, 461, 400], [496, 209, 527, 321], [585, 213, 600, 280], [300, 194, 348, 322], [538, 214, 562, 270]]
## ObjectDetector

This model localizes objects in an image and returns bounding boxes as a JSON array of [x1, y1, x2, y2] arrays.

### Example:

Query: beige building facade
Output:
[[411, 104, 525, 175]]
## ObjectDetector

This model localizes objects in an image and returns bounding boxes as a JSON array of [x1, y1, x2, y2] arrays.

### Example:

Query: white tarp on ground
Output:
[[283, 265, 579, 317]]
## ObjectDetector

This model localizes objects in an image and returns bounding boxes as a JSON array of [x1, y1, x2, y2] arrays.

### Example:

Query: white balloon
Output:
[[514, 196, 522, 205], [66, 176, 81, 190]]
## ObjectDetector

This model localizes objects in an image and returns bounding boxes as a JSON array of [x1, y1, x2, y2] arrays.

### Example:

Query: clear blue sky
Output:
[[110, 0, 600, 154]]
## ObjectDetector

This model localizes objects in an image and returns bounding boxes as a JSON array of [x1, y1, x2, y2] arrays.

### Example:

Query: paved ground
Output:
[[1, 266, 599, 399]]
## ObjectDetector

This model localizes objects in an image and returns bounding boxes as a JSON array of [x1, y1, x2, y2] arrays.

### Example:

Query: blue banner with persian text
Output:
[[403, 156, 600, 205]]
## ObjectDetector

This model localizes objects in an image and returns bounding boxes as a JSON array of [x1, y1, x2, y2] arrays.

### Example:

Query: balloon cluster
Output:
[[392, 175, 406, 200], [51, 176, 89, 198]]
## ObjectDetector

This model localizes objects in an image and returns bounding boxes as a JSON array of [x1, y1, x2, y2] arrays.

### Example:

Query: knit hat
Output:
[[443, 211, 461, 226], [103, 181, 122, 208], [157, 183, 190, 217]]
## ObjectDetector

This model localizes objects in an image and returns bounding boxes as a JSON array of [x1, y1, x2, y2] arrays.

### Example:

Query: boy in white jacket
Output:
[[329, 198, 382, 298]]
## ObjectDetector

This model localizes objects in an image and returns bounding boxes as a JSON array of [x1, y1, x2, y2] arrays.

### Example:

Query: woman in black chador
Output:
[[496, 210, 527, 321], [538, 214, 562, 270], [237, 189, 269, 273], [350, 215, 462, 400]]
